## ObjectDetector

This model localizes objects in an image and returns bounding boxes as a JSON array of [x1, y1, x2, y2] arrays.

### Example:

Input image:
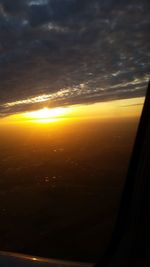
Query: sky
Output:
[[0, 0, 149, 118]]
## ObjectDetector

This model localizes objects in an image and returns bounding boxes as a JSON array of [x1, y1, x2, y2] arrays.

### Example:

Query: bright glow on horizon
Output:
[[20, 106, 72, 123], [26, 107, 67, 119], [0, 97, 145, 125]]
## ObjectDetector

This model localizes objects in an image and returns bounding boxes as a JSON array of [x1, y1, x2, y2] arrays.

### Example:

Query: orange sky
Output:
[[0, 97, 145, 126]]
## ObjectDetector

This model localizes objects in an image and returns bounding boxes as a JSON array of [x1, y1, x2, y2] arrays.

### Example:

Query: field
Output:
[[0, 117, 139, 262]]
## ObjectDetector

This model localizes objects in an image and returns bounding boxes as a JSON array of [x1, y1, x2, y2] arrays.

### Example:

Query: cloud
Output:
[[0, 0, 149, 116], [28, 0, 49, 6]]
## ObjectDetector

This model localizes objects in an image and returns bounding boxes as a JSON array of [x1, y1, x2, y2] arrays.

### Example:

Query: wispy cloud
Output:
[[28, 0, 49, 6]]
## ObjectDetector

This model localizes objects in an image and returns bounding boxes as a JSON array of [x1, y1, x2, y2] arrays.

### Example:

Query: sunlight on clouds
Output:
[[109, 75, 149, 90], [2, 76, 147, 114], [3, 89, 71, 108], [3, 94, 52, 107]]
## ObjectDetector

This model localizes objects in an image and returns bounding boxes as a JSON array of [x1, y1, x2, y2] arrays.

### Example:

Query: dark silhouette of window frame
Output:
[[95, 81, 150, 267]]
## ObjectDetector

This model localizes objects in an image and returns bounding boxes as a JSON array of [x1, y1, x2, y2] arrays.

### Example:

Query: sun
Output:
[[27, 107, 66, 119], [25, 107, 69, 122]]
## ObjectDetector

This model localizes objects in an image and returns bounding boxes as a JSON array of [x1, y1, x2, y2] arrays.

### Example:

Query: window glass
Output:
[[0, 0, 149, 263]]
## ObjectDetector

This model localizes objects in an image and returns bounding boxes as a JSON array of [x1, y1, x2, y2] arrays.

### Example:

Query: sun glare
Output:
[[25, 107, 69, 122], [27, 107, 66, 119]]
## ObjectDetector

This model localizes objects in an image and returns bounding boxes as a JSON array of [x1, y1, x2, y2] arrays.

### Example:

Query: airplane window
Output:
[[0, 0, 149, 264]]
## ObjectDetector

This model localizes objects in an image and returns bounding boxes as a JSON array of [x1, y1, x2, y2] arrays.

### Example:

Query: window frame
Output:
[[95, 81, 150, 266]]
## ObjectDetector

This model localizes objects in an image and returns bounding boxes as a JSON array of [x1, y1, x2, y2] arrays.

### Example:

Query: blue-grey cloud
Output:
[[0, 0, 149, 116]]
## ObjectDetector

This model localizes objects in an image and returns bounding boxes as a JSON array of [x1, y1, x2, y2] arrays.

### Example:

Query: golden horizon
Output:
[[0, 97, 145, 125]]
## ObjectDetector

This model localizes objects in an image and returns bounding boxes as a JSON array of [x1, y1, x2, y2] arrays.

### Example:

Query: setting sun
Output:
[[26, 107, 68, 121]]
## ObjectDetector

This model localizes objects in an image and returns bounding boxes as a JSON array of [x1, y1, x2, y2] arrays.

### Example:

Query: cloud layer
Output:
[[0, 0, 149, 116]]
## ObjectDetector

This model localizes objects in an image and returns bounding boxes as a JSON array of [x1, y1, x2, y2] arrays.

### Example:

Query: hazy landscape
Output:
[[0, 116, 140, 262]]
